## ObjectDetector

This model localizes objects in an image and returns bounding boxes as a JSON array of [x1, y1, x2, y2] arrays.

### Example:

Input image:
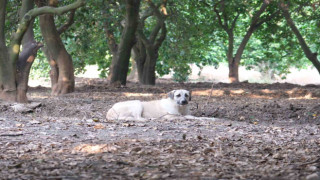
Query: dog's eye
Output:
[[176, 94, 181, 97], [185, 94, 189, 97]]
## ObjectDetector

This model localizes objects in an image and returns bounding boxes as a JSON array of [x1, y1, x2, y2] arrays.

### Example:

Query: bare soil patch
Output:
[[0, 78, 319, 179]]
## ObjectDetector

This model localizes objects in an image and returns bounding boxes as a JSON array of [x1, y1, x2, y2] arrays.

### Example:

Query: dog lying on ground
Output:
[[106, 89, 191, 120]]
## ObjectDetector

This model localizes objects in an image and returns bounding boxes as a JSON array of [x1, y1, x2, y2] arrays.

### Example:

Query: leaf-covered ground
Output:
[[0, 78, 319, 179]]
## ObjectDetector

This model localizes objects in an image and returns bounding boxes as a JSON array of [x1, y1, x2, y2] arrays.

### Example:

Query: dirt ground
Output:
[[0, 78, 320, 180]]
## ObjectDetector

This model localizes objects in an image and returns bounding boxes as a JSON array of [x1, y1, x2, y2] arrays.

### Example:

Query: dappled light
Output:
[[12, 44, 20, 54], [72, 144, 118, 154], [193, 89, 225, 96], [193, 87, 319, 99]]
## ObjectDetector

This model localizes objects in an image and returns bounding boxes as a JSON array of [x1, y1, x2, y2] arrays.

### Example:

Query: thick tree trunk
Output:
[[0, 0, 16, 101], [141, 49, 157, 85], [133, 40, 146, 83], [0, 46, 17, 101], [228, 58, 239, 83], [0, 0, 6, 42], [16, 0, 42, 103], [17, 41, 42, 103], [280, 2, 320, 75], [226, 31, 239, 83], [229, 28, 255, 83], [39, 5, 75, 95], [109, 0, 140, 86], [133, 44, 158, 85], [135, 20, 167, 85]]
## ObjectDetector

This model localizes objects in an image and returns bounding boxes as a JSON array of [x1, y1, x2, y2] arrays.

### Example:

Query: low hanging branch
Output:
[[10, 0, 85, 66]]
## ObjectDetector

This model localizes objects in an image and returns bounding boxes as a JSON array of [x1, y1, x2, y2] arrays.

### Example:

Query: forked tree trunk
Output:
[[134, 29, 165, 85], [38, 0, 75, 95], [135, 0, 167, 85], [214, 0, 275, 83]]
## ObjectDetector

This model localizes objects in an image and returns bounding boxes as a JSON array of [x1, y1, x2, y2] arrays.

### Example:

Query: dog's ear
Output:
[[188, 90, 192, 101], [168, 90, 175, 99]]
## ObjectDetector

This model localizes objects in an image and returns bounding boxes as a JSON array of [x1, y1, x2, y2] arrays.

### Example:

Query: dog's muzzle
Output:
[[178, 100, 188, 105]]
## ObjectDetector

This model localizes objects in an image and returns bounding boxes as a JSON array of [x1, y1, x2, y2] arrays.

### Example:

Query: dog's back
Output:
[[106, 100, 143, 120]]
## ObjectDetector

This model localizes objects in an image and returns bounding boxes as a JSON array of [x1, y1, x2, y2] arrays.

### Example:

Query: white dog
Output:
[[106, 89, 191, 120]]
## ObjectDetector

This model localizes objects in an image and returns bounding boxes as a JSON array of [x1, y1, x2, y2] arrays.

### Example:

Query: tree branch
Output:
[[234, 0, 270, 63], [231, 13, 240, 30], [102, 1, 118, 54], [279, 1, 320, 73], [214, 0, 228, 31], [0, 0, 7, 44], [10, 0, 85, 66], [137, 28, 151, 47], [57, 10, 76, 34], [250, 0, 269, 27], [255, 9, 280, 28], [147, 0, 167, 43], [154, 23, 167, 51]]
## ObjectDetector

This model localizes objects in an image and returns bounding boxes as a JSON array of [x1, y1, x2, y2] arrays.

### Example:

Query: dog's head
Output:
[[168, 89, 191, 105]]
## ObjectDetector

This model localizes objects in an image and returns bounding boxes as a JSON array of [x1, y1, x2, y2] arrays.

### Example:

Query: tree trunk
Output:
[[16, 0, 42, 103], [141, 48, 157, 85], [127, 50, 138, 81], [0, 0, 16, 101], [109, 0, 140, 86], [214, 0, 272, 83], [280, 2, 320, 75], [226, 31, 239, 83], [133, 40, 146, 83], [39, 1, 75, 95], [135, 10, 167, 85], [228, 58, 239, 83], [229, 27, 255, 83]]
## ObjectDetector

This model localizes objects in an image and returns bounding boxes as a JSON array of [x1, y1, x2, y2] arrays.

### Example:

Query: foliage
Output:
[[157, 1, 220, 82], [5, 0, 320, 82]]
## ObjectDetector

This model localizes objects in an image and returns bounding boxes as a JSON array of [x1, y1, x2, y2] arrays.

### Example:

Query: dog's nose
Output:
[[181, 100, 188, 105]]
